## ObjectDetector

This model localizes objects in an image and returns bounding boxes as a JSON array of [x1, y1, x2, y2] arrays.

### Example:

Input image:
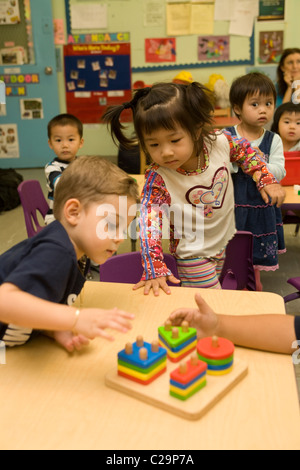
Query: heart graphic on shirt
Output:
[[185, 167, 229, 209]]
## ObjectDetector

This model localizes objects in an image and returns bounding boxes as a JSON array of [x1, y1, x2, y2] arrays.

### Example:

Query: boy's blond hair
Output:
[[53, 155, 140, 220]]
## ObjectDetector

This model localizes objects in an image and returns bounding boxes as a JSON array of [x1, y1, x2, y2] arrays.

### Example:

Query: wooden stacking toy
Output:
[[197, 336, 234, 375], [158, 320, 197, 362], [118, 336, 167, 385], [169, 353, 207, 401]]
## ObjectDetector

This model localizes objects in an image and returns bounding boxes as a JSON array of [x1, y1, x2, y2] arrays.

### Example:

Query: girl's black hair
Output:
[[277, 48, 300, 98], [102, 82, 216, 158], [230, 72, 277, 118], [271, 102, 300, 134]]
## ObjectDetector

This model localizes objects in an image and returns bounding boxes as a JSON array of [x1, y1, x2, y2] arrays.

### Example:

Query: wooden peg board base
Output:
[[105, 358, 248, 421]]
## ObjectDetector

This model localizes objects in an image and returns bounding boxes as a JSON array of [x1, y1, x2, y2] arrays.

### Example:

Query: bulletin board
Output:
[[64, 0, 254, 73], [64, 42, 132, 123]]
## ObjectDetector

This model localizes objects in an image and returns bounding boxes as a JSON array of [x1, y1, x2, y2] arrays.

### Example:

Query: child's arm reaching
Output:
[[223, 131, 286, 207], [134, 168, 180, 296], [167, 293, 297, 355], [0, 283, 134, 346]]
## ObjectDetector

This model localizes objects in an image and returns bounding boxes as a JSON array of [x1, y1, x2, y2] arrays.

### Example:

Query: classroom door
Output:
[[0, 0, 59, 168]]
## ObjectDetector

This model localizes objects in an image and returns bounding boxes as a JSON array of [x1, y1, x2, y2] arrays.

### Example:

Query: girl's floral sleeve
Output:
[[139, 167, 172, 280], [223, 130, 278, 190]]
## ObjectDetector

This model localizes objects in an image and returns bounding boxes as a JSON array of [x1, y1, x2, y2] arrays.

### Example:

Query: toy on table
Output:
[[158, 321, 197, 362], [170, 353, 207, 401], [197, 336, 234, 375], [118, 336, 167, 385]]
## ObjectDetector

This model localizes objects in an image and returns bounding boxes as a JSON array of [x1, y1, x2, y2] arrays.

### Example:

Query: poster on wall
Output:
[[258, 0, 285, 20], [64, 43, 132, 123], [259, 31, 284, 64], [198, 36, 230, 62], [145, 38, 176, 63], [0, 0, 20, 24], [0, 124, 19, 159]]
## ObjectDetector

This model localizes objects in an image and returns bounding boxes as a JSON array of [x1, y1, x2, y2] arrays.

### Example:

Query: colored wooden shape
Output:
[[170, 376, 207, 401], [158, 325, 197, 349], [207, 366, 233, 376], [118, 365, 167, 385], [197, 353, 234, 366], [158, 334, 196, 352], [170, 358, 207, 385], [118, 360, 167, 381], [158, 339, 197, 362], [118, 341, 167, 369], [197, 337, 234, 360], [118, 355, 166, 374]]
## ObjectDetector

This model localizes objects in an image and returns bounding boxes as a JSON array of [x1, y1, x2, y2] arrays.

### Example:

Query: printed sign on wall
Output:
[[64, 43, 132, 123]]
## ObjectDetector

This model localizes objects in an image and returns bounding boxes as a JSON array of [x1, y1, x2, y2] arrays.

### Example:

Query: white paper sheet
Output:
[[70, 3, 107, 30]]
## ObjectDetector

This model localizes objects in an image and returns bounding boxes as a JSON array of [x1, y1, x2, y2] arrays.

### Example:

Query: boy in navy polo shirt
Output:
[[0, 156, 139, 352]]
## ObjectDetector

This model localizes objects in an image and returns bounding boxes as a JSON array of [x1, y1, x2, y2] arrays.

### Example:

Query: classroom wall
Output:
[[51, 0, 300, 163]]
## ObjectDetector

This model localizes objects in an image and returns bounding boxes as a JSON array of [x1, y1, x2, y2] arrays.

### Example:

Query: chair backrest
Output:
[[17, 180, 49, 238], [99, 251, 180, 286], [219, 231, 256, 291]]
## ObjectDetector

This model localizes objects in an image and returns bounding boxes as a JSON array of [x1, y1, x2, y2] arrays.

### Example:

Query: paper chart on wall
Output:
[[70, 3, 107, 30]]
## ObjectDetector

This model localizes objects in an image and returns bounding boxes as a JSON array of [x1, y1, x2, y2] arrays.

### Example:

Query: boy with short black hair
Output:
[[45, 113, 84, 224]]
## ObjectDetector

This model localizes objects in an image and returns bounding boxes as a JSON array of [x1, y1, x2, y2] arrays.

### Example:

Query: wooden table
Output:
[[0, 283, 299, 450], [213, 116, 240, 129], [281, 185, 300, 218]]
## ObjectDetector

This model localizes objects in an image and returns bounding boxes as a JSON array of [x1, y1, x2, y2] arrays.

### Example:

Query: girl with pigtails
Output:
[[103, 82, 285, 294]]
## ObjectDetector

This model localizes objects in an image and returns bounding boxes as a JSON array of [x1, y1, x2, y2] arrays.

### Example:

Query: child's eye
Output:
[[149, 143, 158, 148], [266, 102, 273, 107], [171, 138, 181, 143]]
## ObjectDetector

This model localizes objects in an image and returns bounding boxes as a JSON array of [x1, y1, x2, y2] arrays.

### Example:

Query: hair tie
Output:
[[123, 102, 132, 110]]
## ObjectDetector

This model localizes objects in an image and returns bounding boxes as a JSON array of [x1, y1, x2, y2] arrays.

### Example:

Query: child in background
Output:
[[0, 156, 139, 352], [271, 102, 300, 152], [103, 82, 285, 295], [44, 113, 84, 225], [227, 72, 286, 291], [167, 293, 299, 355]]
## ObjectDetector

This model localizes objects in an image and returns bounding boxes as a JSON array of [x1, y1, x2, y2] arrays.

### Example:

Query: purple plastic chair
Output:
[[284, 278, 300, 303], [99, 251, 180, 286], [281, 205, 300, 236], [17, 180, 49, 238], [219, 231, 257, 291]]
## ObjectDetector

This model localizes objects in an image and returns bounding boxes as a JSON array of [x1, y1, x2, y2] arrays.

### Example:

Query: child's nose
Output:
[[161, 144, 174, 158]]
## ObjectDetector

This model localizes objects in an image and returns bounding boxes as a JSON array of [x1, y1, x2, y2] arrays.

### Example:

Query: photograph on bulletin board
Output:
[[64, 43, 132, 124]]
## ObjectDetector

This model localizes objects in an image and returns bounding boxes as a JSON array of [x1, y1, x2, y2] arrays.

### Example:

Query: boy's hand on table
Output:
[[74, 307, 135, 341]]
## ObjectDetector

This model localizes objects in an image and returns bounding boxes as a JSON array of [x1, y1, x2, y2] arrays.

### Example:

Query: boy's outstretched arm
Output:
[[168, 293, 297, 354], [0, 283, 134, 342]]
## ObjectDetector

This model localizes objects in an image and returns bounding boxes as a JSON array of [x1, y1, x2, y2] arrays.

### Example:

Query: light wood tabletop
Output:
[[282, 185, 300, 205], [0, 283, 299, 450]]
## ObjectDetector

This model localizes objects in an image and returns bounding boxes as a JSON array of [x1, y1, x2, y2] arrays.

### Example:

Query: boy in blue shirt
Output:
[[0, 156, 139, 352]]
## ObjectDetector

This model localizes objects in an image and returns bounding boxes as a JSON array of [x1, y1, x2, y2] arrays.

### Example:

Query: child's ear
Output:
[[233, 105, 241, 118], [48, 139, 53, 150], [79, 138, 84, 149], [63, 198, 82, 225]]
